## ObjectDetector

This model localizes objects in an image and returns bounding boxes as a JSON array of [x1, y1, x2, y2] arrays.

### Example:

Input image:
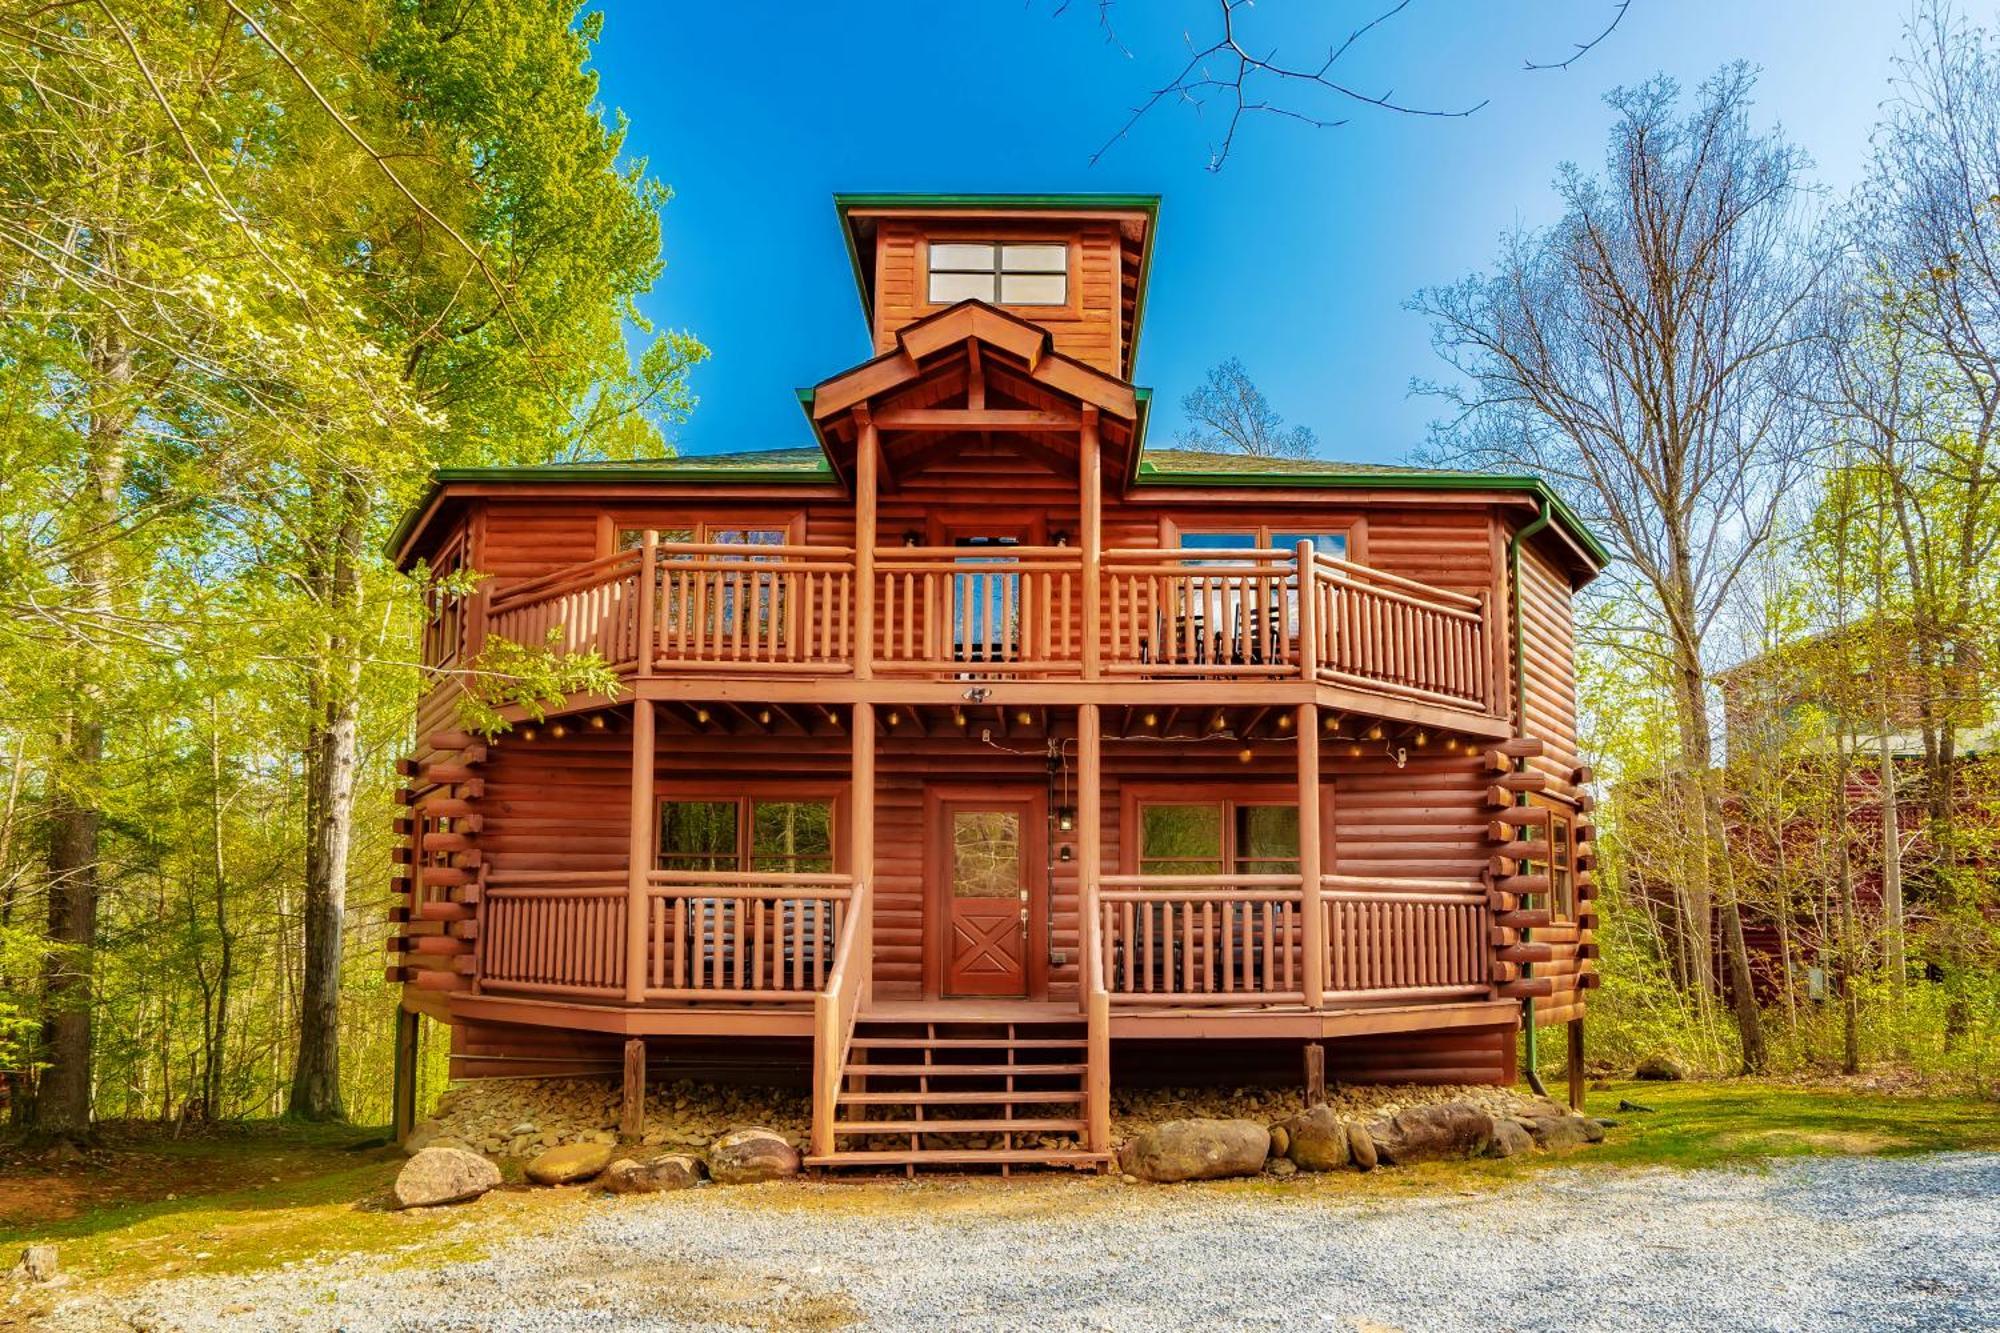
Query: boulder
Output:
[[1348, 1122, 1378, 1172], [1633, 1055, 1686, 1081], [402, 1120, 445, 1155], [11, 1245, 57, 1283], [1281, 1106, 1351, 1172], [394, 1147, 500, 1208], [1268, 1124, 1290, 1159], [1364, 1102, 1497, 1165], [526, 1141, 614, 1185], [707, 1127, 801, 1184], [1268, 1157, 1298, 1177], [602, 1153, 704, 1194], [1520, 1113, 1592, 1151], [1489, 1119, 1533, 1158], [1118, 1118, 1269, 1183]]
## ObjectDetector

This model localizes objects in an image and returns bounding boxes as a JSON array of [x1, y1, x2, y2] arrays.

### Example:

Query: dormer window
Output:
[[927, 242, 1068, 306]]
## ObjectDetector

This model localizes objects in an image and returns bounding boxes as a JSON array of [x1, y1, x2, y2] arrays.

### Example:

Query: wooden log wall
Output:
[[869, 219, 1127, 375]]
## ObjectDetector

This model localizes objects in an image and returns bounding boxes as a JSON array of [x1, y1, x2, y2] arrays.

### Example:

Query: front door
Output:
[[928, 790, 1046, 998]]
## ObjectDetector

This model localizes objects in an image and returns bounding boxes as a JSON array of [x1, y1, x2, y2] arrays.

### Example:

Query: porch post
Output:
[[390, 1005, 420, 1144], [1079, 702, 1111, 1154], [854, 407, 878, 681], [625, 697, 656, 1005], [1297, 701, 1325, 1009], [1078, 703, 1103, 1008], [850, 700, 876, 1004], [1079, 406, 1102, 680]]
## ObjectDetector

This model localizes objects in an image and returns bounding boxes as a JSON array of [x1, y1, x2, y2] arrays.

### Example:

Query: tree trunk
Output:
[[1673, 650, 1765, 1072], [32, 327, 133, 1139], [287, 480, 367, 1121], [1834, 736, 1860, 1075]]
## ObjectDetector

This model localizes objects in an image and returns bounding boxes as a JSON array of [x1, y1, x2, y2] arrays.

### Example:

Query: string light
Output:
[[550, 723, 566, 739], [1277, 713, 1293, 731], [757, 709, 772, 726], [953, 710, 967, 727], [1142, 711, 1157, 728], [1323, 714, 1338, 730], [1016, 710, 1033, 727], [886, 711, 901, 727], [1237, 747, 1254, 764], [521, 727, 538, 742], [695, 708, 710, 726], [1414, 730, 1429, 747], [1367, 724, 1383, 741], [588, 714, 606, 730]]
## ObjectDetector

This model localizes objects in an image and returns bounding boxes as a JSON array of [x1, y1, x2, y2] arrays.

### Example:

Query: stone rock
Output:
[[12, 1245, 57, 1283], [507, 1121, 539, 1137], [1267, 1157, 1298, 1177], [1364, 1102, 1497, 1165], [394, 1147, 500, 1209], [707, 1127, 801, 1184], [1281, 1106, 1351, 1172], [1584, 1118, 1608, 1143], [1489, 1119, 1533, 1158], [526, 1141, 614, 1185], [1617, 1098, 1656, 1114], [602, 1153, 703, 1194], [1268, 1124, 1290, 1159], [1520, 1113, 1592, 1151], [1633, 1055, 1686, 1081], [402, 1120, 445, 1156], [1349, 1122, 1378, 1171], [1117, 1118, 1269, 1183]]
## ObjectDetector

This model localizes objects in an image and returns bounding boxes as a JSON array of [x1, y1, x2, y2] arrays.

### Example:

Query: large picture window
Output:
[[657, 796, 835, 874], [1137, 799, 1299, 877], [927, 242, 1068, 306], [1176, 527, 1348, 561]]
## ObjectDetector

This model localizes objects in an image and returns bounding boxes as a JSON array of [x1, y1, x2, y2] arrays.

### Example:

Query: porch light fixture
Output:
[[1055, 805, 1076, 832], [1059, 844, 1074, 862]]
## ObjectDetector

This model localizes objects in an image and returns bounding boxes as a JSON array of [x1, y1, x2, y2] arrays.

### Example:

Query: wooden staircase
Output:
[[805, 1010, 1109, 1174]]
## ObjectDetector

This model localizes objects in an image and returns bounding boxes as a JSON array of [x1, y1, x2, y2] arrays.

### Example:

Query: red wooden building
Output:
[[386, 194, 1607, 1170]]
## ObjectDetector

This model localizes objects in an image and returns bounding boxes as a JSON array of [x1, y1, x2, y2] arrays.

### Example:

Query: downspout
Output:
[[1509, 499, 1554, 1098]]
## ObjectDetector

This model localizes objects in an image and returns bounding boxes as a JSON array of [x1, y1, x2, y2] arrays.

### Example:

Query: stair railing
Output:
[[809, 877, 868, 1158]]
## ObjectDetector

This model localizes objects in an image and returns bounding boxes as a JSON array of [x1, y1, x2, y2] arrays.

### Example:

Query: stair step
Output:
[[844, 1062, 1087, 1077], [807, 1149, 1108, 1169], [840, 1089, 1084, 1106], [833, 1117, 1086, 1135], [852, 1032, 1088, 1040]]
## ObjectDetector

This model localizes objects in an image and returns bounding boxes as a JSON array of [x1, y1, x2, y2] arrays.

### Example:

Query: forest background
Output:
[[1, 1, 1995, 1138]]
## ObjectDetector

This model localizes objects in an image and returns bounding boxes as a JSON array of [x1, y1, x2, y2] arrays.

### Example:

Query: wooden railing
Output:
[[809, 878, 868, 1158], [1102, 548, 1298, 677], [640, 872, 854, 1000], [654, 541, 854, 673], [486, 552, 645, 670], [1308, 555, 1488, 709], [1095, 874, 1307, 1003], [1320, 874, 1491, 1000], [479, 873, 629, 999], [873, 546, 1080, 676], [474, 539, 1495, 716]]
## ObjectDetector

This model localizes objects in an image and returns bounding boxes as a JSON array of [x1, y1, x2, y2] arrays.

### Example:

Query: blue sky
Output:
[[591, 2, 1910, 463]]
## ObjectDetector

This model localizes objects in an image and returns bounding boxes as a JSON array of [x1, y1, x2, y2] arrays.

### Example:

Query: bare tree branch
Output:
[[1525, 0, 1632, 73]]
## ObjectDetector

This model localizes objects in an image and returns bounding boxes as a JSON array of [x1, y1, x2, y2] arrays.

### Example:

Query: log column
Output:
[[390, 1005, 420, 1144], [1079, 407, 1102, 680], [851, 700, 876, 1004], [1079, 703, 1110, 1153], [1298, 701, 1324, 1010], [625, 698, 656, 1005], [854, 407, 878, 681]]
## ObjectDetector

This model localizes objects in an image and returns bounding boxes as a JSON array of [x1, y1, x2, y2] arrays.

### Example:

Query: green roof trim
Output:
[[833, 192, 1161, 380], [1129, 453, 1610, 568]]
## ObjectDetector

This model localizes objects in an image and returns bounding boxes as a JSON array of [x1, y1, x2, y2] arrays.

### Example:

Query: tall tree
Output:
[[1177, 358, 1318, 459], [1414, 66, 1827, 1071]]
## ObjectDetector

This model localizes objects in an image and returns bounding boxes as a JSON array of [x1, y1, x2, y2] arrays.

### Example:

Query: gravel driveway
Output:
[[49, 1152, 2000, 1332]]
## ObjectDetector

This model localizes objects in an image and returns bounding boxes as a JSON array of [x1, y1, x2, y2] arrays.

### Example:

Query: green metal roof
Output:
[[1131, 450, 1610, 568], [833, 193, 1161, 381]]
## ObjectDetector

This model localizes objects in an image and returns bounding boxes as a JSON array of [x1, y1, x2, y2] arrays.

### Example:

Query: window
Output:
[[1534, 796, 1576, 922], [421, 537, 467, 668], [927, 242, 1068, 306], [617, 524, 789, 552], [1137, 799, 1299, 877], [658, 796, 835, 874], [1177, 527, 1348, 561]]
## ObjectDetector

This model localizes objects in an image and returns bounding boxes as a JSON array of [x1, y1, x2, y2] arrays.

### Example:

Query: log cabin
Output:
[[385, 193, 1608, 1171]]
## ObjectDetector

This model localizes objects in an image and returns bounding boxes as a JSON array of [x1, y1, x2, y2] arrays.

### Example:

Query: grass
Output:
[[0, 1079, 1993, 1299]]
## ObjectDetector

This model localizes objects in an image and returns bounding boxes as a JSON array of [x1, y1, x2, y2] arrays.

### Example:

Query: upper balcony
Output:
[[477, 534, 1500, 729]]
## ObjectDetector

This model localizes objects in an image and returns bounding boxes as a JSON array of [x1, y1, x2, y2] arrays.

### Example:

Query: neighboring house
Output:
[[384, 194, 1606, 1171]]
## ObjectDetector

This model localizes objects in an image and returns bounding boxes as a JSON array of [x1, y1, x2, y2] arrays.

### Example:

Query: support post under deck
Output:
[[391, 1005, 420, 1144], [625, 698, 656, 1005], [851, 700, 876, 1004], [1298, 700, 1325, 1010]]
